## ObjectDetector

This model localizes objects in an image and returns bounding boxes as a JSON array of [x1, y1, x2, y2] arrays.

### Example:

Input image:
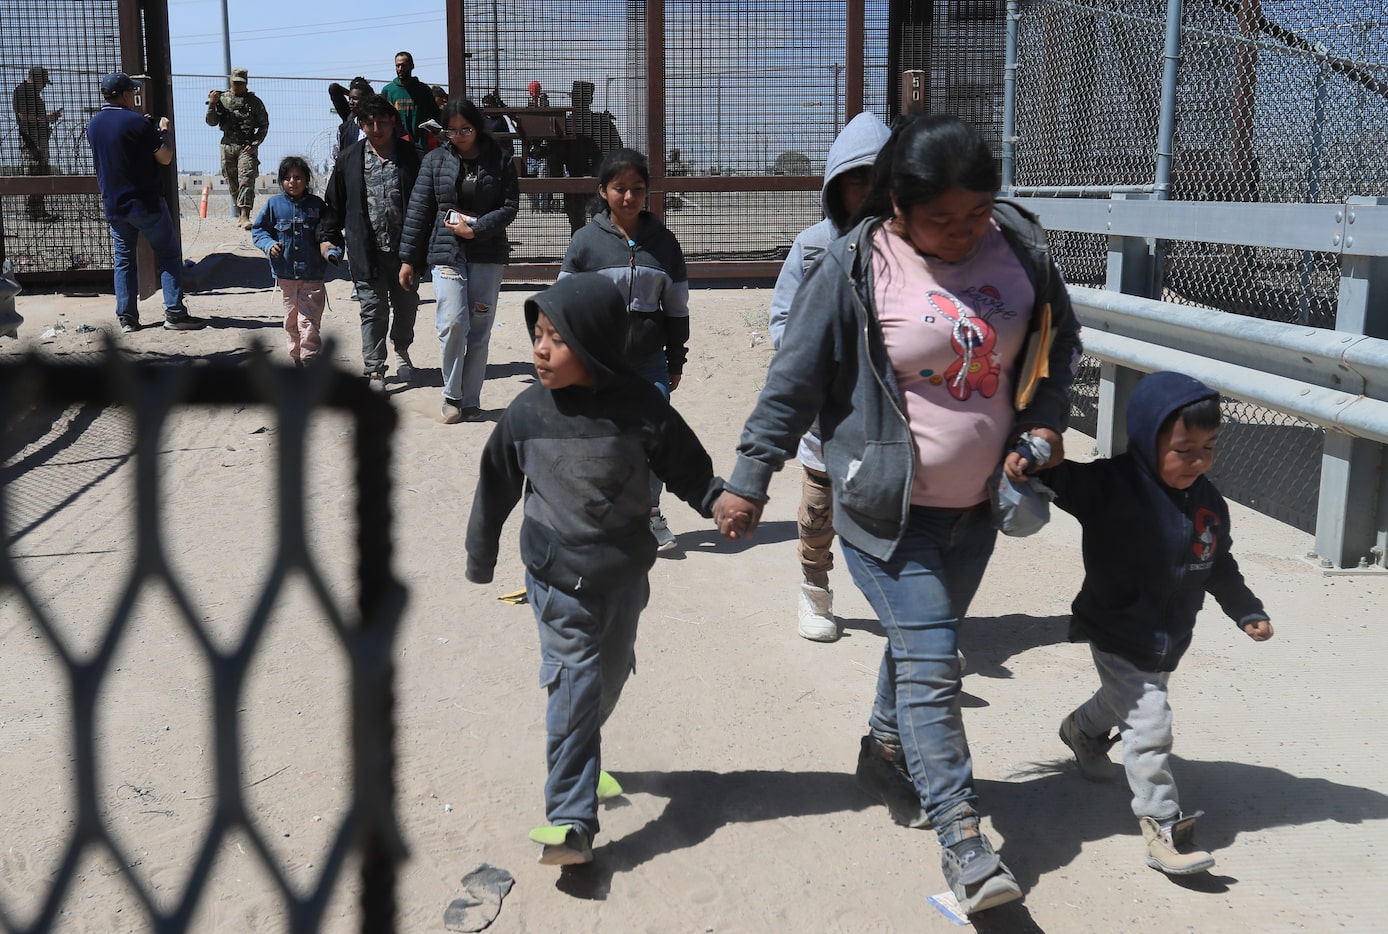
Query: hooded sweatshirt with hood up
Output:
[[464, 272, 723, 592], [1039, 371, 1267, 672], [766, 111, 892, 472]]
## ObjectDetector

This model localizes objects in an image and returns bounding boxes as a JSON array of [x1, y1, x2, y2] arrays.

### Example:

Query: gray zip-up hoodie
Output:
[[726, 202, 1083, 561], [767, 111, 891, 471]]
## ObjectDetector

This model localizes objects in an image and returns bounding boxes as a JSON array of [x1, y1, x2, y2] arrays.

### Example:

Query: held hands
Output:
[[1242, 618, 1275, 641], [1002, 427, 1065, 482], [713, 491, 764, 541]]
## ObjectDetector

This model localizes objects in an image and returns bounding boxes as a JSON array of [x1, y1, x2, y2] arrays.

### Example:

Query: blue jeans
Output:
[[841, 504, 997, 846], [630, 351, 670, 508], [434, 263, 504, 407], [528, 570, 650, 839], [108, 203, 187, 321]]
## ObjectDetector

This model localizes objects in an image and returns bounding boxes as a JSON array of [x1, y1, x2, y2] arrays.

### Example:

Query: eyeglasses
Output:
[[443, 126, 476, 138]]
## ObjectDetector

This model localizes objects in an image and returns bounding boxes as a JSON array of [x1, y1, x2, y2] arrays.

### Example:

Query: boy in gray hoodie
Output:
[[465, 272, 723, 866], [767, 112, 892, 643]]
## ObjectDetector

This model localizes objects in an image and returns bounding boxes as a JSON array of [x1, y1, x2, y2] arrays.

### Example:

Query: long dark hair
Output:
[[591, 148, 650, 219], [850, 113, 998, 228], [441, 98, 497, 153]]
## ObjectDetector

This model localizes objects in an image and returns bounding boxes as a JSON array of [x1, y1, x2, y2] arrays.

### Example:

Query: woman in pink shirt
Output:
[[714, 114, 1081, 918]]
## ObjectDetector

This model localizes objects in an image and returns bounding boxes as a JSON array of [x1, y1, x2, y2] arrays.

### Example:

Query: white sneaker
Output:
[[797, 583, 838, 642]]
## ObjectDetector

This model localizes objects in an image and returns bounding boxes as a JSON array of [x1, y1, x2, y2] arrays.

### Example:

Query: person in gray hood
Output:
[[768, 111, 891, 642]]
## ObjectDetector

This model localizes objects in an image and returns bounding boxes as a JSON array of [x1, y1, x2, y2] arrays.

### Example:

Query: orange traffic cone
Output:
[[199, 184, 210, 218]]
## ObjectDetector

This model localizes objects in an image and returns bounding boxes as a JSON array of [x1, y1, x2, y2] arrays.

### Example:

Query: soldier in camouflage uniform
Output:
[[205, 67, 270, 229]]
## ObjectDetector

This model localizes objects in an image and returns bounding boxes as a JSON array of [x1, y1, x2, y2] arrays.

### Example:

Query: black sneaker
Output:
[[163, 313, 207, 331], [854, 734, 931, 829], [118, 317, 140, 334], [941, 835, 1022, 915]]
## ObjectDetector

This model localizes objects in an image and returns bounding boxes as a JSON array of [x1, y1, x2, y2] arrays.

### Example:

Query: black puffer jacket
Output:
[[399, 137, 518, 268]]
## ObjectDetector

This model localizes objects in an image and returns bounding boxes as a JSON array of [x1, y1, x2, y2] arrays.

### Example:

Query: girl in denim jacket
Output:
[[253, 156, 337, 365]]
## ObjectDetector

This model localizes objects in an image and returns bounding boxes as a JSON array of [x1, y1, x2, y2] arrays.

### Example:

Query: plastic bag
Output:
[[988, 435, 1056, 537]]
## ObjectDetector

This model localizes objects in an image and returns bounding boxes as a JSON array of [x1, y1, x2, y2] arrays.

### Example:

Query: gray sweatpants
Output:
[[1072, 645, 1180, 823]]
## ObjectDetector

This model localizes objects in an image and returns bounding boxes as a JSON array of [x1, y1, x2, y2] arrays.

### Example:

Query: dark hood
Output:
[[1126, 371, 1219, 483], [524, 272, 631, 390]]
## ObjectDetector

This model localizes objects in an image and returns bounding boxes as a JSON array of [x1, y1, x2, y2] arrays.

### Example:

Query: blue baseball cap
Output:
[[100, 73, 139, 96]]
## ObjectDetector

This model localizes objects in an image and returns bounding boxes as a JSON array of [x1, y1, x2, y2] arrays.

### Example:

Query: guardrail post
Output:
[[1096, 193, 1162, 455], [1315, 196, 1388, 569]]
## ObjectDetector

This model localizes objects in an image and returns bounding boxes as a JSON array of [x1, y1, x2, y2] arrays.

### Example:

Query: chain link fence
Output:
[[0, 1, 121, 277], [1013, 0, 1386, 533]]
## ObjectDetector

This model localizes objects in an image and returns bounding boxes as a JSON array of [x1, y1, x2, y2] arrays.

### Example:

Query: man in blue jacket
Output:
[[86, 73, 206, 333]]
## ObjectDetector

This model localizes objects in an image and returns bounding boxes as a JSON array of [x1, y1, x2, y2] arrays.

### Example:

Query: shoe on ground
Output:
[[349, 287, 360, 301], [854, 733, 931, 829], [1141, 815, 1214, 875], [458, 406, 485, 422], [238, 207, 253, 229], [797, 583, 838, 641], [163, 313, 207, 331], [941, 835, 1022, 915], [597, 770, 623, 802], [530, 824, 593, 866], [441, 399, 463, 423], [118, 316, 140, 334], [1058, 712, 1120, 782], [366, 372, 387, 392], [393, 346, 414, 381], [650, 513, 678, 552]]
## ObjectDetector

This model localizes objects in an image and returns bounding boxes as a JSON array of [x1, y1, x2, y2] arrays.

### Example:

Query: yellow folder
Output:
[[1015, 302, 1054, 411]]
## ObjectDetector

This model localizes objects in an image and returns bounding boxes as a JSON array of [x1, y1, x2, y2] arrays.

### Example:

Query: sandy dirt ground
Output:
[[2, 209, 1387, 933]]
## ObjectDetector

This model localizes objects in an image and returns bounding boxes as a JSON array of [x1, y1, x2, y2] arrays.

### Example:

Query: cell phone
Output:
[[445, 210, 463, 225]]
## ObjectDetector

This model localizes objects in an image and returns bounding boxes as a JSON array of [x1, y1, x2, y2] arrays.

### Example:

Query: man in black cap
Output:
[[205, 67, 269, 228], [12, 65, 62, 222], [87, 73, 205, 333]]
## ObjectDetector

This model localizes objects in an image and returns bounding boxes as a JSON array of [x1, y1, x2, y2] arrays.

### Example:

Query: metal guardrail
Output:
[[1017, 195, 1388, 570]]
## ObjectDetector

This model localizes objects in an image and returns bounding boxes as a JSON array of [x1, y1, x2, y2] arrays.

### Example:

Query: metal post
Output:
[[1002, 0, 1019, 191], [220, 0, 231, 87], [1315, 196, 1388, 568], [1153, 0, 1184, 200], [1096, 193, 1162, 456]]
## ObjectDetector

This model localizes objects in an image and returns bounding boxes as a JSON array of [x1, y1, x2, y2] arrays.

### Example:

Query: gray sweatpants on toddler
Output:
[[1071, 644, 1180, 823]]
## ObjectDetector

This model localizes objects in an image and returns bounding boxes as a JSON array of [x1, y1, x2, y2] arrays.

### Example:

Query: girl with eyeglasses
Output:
[[400, 98, 520, 422]]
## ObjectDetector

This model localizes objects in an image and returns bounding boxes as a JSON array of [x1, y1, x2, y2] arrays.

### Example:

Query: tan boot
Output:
[[238, 206, 252, 229], [1141, 815, 1215, 875]]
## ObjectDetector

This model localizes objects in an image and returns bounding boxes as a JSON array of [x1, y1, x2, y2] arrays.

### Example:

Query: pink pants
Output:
[[281, 279, 326, 363]]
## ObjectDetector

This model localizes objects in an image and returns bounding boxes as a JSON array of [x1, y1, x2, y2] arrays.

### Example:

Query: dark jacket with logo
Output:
[[1039, 371, 1267, 672]]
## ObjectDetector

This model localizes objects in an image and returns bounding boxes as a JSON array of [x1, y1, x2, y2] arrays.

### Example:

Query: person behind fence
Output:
[[13, 65, 62, 223], [710, 113, 1082, 917], [463, 272, 724, 867], [561, 79, 622, 234], [382, 51, 439, 154], [205, 67, 269, 229], [559, 148, 691, 553], [767, 111, 891, 643], [86, 73, 206, 334], [328, 76, 372, 161], [253, 156, 335, 367], [525, 80, 555, 213], [319, 93, 422, 388], [399, 98, 519, 424], [480, 92, 518, 160], [1032, 371, 1274, 877]]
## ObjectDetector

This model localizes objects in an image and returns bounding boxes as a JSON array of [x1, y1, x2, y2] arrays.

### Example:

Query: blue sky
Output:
[[166, 0, 448, 81]]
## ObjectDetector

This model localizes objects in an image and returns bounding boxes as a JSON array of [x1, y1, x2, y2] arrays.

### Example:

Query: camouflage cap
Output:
[[231, 67, 248, 83]]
